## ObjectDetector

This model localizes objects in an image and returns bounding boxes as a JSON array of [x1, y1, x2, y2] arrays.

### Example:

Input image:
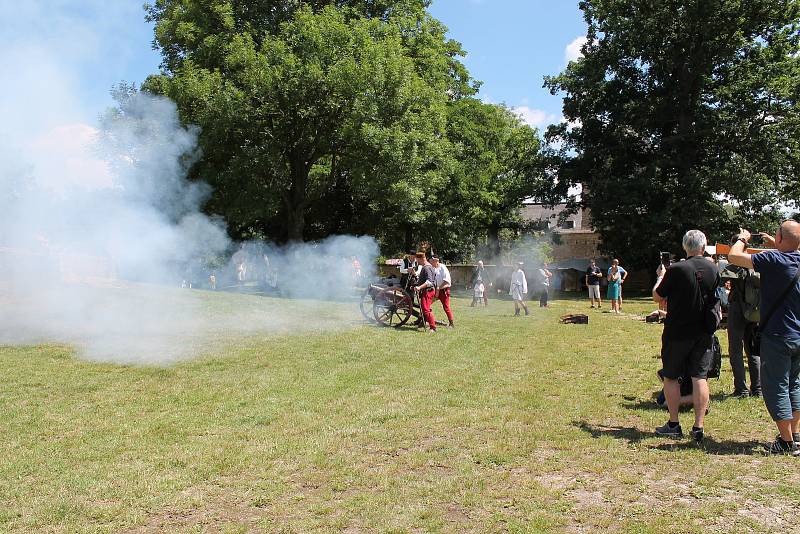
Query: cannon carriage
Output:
[[359, 273, 419, 327]]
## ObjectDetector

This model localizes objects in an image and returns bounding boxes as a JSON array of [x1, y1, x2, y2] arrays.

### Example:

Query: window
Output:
[[561, 220, 575, 229]]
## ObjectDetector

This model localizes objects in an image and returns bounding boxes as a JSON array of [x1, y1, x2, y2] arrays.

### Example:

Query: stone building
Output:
[[520, 201, 650, 293]]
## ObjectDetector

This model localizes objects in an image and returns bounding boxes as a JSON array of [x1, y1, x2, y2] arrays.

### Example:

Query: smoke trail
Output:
[[0, 4, 379, 364]]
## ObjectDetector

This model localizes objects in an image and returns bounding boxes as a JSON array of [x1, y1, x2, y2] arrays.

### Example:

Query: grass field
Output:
[[1, 290, 798, 533]]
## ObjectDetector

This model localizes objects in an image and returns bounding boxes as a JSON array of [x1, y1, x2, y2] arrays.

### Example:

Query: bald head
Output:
[[777, 220, 800, 251]]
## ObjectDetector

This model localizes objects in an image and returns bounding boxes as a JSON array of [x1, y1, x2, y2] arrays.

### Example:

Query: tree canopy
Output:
[[546, 0, 800, 268]]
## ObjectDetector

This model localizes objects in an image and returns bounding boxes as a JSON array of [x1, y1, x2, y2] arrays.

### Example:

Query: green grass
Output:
[[1, 290, 798, 533]]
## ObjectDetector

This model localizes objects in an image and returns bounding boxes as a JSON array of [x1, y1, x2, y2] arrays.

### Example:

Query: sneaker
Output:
[[751, 389, 762, 398], [731, 390, 750, 399], [690, 427, 704, 444], [764, 438, 799, 456], [774, 433, 800, 444], [655, 422, 683, 438]]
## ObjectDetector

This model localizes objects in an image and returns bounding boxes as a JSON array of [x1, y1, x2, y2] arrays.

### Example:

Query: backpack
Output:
[[707, 334, 722, 379], [742, 270, 761, 323]]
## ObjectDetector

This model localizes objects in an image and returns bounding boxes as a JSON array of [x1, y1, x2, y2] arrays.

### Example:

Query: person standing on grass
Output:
[[537, 263, 553, 308], [727, 221, 800, 455], [431, 256, 454, 328], [509, 262, 529, 316], [586, 259, 603, 308], [608, 259, 628, 310], [652, 230, 719, 444], [607, 265, 622, 314], [413, 252, 438, 333], [471, 260, 489, 307]]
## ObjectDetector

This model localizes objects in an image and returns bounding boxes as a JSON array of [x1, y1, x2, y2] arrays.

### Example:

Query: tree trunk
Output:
[[285, 156, 309, 242], [403, 225, 414, 253], [487, 224, 501, 261]]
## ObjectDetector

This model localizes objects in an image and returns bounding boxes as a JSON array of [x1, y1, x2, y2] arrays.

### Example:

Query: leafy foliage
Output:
[[546, 0, 800, 268]]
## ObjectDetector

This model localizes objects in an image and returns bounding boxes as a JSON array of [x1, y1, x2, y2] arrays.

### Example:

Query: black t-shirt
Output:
[[656, 256, 720, 339], [585, 266, 602, 285], [417, 264, 437, 288]]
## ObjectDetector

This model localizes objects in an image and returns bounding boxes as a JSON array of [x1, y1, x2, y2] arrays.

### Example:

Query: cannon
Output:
[[359, 274, 418, 327]]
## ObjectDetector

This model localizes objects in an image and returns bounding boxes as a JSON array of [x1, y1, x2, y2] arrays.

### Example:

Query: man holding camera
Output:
[[728, 221, 800, 455], [652, 230, 720, 443]]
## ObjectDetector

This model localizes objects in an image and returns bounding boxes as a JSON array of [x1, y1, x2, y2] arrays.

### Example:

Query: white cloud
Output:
[[565, 36, 588, 63], [512, 106, 561, 129]]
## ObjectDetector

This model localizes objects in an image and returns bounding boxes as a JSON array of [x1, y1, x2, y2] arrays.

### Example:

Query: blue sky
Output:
[[3, 0, 587, 131]]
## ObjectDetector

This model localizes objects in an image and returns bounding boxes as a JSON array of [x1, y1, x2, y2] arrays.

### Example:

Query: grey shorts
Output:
[[588, 285, 600, 299]]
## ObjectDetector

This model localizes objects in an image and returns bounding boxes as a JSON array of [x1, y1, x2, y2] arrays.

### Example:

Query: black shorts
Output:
[[661, 333, 713, 380]]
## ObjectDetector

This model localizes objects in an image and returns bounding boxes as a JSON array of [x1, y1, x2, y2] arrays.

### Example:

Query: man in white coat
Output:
[[509, 262, 529, 316]]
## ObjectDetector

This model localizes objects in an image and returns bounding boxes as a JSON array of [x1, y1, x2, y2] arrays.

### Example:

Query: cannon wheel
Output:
[[359, 285, 380, 323], [373, 287, 413, 327]]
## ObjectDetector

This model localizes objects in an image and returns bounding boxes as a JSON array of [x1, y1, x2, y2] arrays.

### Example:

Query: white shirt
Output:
[[400, 257, 417, 275], [509, 269, 528, 295], [434, 263, 451, 289]]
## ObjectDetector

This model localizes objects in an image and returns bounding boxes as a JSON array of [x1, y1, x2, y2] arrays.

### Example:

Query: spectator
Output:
[[413, 252, 438, 333], [431, 257, 454, 328], [607, 265, 622, 314], [470, 260, 489, 307], [652, 230, 719, 444], [721, 259, 761, 399], [728, 222, 800, 455], [537, 263, 553, 307], [607, 259, 628, 310], [585, 259, 603, 308], [509, 262, 529, 316], [209, 273, 216, 290]]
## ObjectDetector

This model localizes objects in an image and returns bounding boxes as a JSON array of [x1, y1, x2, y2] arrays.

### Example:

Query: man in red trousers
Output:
[[414, 252, 438, 333]]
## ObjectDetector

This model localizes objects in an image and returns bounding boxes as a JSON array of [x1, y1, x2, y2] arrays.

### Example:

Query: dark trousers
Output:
[[727, 300, 761, 394], [539, 287, 549, 307]]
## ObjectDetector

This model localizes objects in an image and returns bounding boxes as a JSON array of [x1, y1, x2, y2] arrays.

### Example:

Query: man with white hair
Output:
[[728, 221, 800, 455], [653, 230, 720, 444]]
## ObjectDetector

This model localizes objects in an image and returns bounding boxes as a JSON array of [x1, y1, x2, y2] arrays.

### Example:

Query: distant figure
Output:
[[585, 259, 603, 308], [537, 263, 553, 308], [607, 259, 628, 310], [470, 260, 489, 307], [509, 263, 529, 316], [237, 261, 246, 283], [209, 273, 216, 290], [352, 255, 362, 282], [607, 265, 622, 314], [431, 256, 454, 328]]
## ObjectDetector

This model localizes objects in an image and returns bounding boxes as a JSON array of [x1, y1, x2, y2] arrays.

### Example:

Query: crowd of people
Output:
[[650, 223, 800, 455]]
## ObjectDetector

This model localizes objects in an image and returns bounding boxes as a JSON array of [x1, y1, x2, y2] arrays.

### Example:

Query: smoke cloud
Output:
[[0, 3, 378, 365]]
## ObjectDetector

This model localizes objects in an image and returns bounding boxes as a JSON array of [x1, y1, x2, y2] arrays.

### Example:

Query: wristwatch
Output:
[[737, 237, 748, 246]]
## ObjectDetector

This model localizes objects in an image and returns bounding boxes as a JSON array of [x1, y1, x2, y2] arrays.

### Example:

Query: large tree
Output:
[[143, 0, 474, 242], [429, 99, 560, 260], [546, 0, 800, 268]]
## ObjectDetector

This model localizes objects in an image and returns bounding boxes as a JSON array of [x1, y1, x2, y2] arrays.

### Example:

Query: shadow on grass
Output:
[[574, 421, 647, 444], [574, 420, 763, 456], [649, 437, 763, 456], [620, 392, 727, 412]]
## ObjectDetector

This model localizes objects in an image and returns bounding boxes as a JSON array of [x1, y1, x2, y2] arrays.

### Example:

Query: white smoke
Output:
[[0, 3, 378, 365]]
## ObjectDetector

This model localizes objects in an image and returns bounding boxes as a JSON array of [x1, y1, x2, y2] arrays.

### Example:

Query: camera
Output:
[[660, 251, 671, 268]]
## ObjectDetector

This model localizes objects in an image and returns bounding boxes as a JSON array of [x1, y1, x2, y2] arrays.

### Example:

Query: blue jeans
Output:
[[760, 333, 800, 421]]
